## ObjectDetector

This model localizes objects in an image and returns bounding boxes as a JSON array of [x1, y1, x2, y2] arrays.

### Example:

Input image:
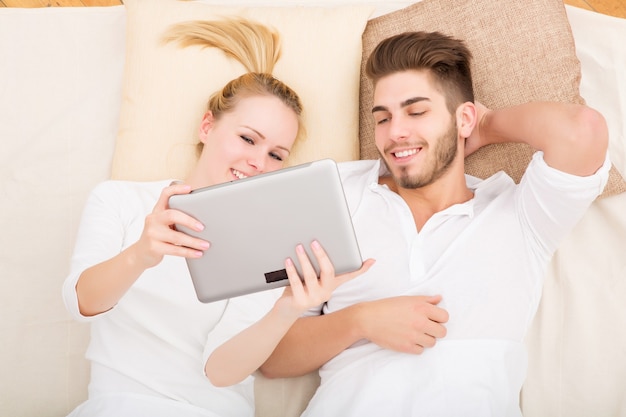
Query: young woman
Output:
[[63, 18, 370, 417]]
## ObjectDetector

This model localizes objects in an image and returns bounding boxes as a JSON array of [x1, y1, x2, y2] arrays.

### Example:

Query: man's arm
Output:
[[205, 243, 374, 387], [260, 295, 448, 378], [466, 101, 609, 175]]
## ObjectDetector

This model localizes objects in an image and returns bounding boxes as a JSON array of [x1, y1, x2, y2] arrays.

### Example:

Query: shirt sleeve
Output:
[[62, 181, 128, 322], [517, 151, 611, 256]]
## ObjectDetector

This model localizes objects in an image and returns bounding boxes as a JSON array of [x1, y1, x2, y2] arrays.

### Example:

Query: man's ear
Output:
[[198, 111, 214, 144], [456, 102, 477, 139]]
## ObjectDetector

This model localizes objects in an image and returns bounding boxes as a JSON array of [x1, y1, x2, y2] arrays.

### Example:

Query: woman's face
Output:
[[190, 95, 299, 189]]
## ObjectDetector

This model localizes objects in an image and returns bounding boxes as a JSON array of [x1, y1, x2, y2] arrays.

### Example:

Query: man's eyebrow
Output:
[[401, 96, 430, 107], [371, 105, 388, 114], [371, 96, 430, 113]]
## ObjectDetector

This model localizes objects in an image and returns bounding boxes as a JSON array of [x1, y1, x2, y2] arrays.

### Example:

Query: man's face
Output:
[[372, 70, 459, 189]]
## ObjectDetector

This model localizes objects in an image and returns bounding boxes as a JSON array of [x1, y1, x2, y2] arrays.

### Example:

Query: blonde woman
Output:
[[63, 18, 370, 417]]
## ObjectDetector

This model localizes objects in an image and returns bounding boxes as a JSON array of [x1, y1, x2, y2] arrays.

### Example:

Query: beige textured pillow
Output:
[[359, 0, 626, 198], [112, 0, 374, 181]]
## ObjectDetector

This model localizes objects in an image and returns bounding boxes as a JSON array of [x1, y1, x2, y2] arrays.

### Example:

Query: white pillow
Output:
[[0, 6, 126, 416], [567, 5, 626, 179], [111, 0, 375, 181], [195, 0, 416, 18]]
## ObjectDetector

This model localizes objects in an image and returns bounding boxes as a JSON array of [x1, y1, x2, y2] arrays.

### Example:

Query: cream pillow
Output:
[[358, 0, 626, 198], [0, 6, 126, 416], [111, 0, 374, 181]]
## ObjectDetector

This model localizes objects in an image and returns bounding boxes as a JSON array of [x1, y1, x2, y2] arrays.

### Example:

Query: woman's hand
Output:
[[133, 183, 211, 269], [277, 240, 375, 318]]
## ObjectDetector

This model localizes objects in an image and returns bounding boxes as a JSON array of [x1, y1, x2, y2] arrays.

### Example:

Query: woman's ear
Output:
[[198, 111, 214, 144], [456, 102, 477, 140]]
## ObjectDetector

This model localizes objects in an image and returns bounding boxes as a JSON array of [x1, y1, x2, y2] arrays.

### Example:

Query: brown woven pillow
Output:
[[359, 0, 626, 198]]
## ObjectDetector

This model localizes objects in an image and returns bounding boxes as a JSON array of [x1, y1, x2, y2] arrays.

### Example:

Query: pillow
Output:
[[0, 6, 126, 416], [358, 0, 626, 198], [567, 5, 626, 185], [111, 0, 374, 181]]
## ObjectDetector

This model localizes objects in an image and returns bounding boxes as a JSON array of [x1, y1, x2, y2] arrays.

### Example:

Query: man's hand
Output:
[[355, 295, 449, 354]]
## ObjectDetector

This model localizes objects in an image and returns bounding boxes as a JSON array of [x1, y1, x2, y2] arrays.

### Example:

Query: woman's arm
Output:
[[204, 241, 375, 387], [75, 183, 210, 316]]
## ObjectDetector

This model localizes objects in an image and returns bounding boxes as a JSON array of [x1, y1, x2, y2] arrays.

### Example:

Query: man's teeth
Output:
[[232, 169, 248, 179], [394, 149, 418, 158]]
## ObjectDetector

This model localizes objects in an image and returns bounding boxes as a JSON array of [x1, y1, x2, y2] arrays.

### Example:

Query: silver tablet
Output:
[[168, 158, 362, 303]]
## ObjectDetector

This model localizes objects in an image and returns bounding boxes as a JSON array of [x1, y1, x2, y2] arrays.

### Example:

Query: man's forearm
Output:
[[482, 101, 608, 176], [259, 305, 364, 378]]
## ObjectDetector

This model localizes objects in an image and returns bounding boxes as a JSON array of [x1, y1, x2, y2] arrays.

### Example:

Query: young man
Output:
[[259, 31, 610, 416]]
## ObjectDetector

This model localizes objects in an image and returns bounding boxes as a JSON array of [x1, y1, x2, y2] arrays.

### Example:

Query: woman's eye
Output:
[[375, 118, 389, 125], [240, 136, 254, 144], [269, 152, 283, 162]]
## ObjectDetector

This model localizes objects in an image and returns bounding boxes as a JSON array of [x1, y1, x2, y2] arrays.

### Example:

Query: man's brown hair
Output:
[[365, 31, 474, 113]]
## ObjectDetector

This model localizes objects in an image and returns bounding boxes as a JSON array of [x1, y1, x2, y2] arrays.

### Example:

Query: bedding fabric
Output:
[[521, 7, 626, 417], [1, 2, 626, 417], [0, 6, 126, 417]]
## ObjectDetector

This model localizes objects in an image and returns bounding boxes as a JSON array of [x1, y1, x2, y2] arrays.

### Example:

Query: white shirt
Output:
[[62, 180, 254, 417], [300, 153, 610, 417]]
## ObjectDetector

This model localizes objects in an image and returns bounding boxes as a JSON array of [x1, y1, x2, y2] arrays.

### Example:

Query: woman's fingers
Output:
[[284, 257, 305, 299], [294, 244, 320, 290], [155, 182, 192, 212], [283, 241, 375, 311], [139, 183, 210, 262]]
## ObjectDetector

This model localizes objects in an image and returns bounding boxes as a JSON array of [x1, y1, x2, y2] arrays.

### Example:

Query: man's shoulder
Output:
[[337, 159, 380, 184]]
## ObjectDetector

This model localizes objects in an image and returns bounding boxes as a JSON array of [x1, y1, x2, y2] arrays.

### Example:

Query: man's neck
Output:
[[380, 167, 473, 232]]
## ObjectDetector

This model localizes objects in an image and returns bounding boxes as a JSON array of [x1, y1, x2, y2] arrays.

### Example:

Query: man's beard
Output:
[[380, 119, 458, 189]]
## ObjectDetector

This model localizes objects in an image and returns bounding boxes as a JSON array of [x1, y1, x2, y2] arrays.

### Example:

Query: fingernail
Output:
[[296, 244, 305, 253], [196, 222, 204, 231], [311, 240, 321, 250], [200, 241, 210, 249]]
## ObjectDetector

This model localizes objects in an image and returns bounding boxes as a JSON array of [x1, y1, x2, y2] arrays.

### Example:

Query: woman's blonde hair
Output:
[[162, 18, 305, 153]]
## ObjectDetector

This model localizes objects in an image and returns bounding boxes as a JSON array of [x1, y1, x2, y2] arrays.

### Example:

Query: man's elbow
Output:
[[575, 106, 609, 157], [564, 105, 609, 175], [258, 361, 281, 379]]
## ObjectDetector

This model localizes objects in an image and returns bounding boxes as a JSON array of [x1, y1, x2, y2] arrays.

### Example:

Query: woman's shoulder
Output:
[[88, 179, 176, 208], [91, 179, 174, 194]]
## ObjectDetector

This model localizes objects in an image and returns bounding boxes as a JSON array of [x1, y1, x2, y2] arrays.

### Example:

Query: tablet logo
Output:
[[264, 269, 288, 283]]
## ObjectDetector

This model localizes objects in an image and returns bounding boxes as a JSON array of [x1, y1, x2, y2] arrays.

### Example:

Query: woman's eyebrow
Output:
[[243, 125, 265, 139]]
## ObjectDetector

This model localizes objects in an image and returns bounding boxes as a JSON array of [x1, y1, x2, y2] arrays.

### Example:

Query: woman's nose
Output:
[[247, 153, 266, 173]]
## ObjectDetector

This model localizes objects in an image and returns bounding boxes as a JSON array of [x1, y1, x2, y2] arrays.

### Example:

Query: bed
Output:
[[1, 0, 624, 416]]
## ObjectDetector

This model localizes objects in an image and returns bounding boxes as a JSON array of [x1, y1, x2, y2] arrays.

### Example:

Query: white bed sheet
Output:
[[0, 3, 624, 417]]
